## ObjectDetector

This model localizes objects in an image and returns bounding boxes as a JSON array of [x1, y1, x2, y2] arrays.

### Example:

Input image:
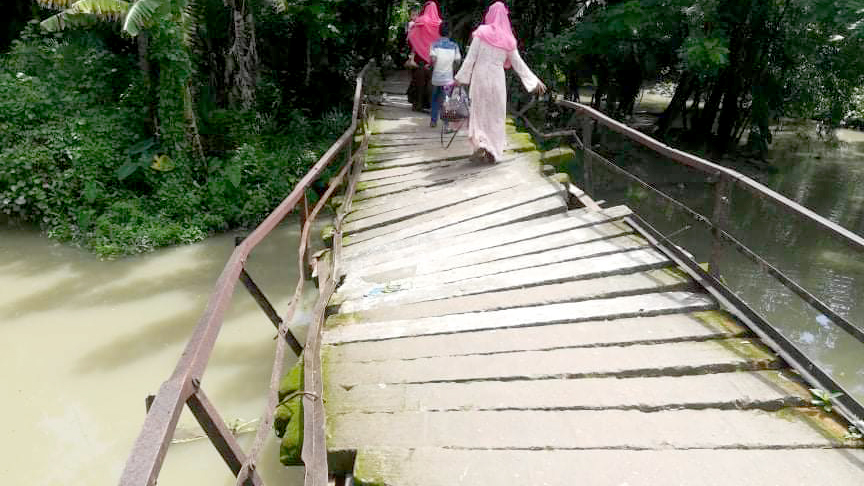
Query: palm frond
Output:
[[123, 0, 163, 36], [40, 0, 131, 31]]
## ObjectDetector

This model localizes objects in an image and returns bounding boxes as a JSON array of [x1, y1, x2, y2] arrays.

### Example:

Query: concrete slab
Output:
[[324, 337, 776, 386], [328, 408, 843, 450], [350, 447, 864, 486], [325, 291, 716, 344], [334, 247, 675, 310], [325, 370, 808, 414], [335, 268, 696, 322], [326, 310, 745, 362], [342, 187, 564, 248]]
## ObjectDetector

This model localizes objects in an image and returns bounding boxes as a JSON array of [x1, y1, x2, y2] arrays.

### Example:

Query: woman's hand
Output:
[[534, 80, 548, 95]]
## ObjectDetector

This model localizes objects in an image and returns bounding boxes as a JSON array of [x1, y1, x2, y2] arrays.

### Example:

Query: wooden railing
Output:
[[118, 61, 374, 486], [513, 97, 864, 426]]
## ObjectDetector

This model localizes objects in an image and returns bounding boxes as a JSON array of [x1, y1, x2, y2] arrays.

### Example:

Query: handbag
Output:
[[440, 84, 470, 148], [441, 85, 470, 121]]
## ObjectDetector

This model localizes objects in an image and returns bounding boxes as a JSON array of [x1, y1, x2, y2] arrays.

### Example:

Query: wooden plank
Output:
[[325, 291, 715, 344]]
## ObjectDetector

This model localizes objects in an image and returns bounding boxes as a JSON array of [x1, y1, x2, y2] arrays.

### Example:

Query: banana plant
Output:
[[36, 0, 164, 36]]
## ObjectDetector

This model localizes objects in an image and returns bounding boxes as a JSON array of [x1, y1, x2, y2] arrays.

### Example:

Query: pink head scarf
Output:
[[473, 2, 517, 67], [407, 1, 442, 64]]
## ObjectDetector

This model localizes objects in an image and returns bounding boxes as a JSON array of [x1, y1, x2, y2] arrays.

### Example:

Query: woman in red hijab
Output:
[[455, 1, 546, 163], [406, 1, 441, 111]]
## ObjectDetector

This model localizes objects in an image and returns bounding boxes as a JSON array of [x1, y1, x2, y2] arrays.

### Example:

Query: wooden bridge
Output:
[[120, 67, 864, 486]]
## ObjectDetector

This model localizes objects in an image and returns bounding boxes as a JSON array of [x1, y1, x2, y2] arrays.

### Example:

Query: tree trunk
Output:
[[226, 0, 257, 110], [698, 78, 724, 137], [657, 72, 693, 135]]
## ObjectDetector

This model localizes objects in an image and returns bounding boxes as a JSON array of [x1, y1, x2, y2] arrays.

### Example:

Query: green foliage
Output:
[[681, 37, 729, 77], [809, 388, 844, 413], [1, 28, 350, 258]]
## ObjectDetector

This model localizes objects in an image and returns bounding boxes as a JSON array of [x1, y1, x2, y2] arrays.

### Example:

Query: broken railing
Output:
[[119, 61, 374, 486], [512, 97, 864, 426]]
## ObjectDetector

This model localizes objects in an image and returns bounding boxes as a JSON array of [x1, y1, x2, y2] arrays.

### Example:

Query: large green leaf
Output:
[[123, 0, 163, 36], [40, 0, 131, 31]]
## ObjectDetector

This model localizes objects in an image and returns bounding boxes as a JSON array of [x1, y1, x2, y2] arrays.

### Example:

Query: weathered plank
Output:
[[342, 208, 631, 273], [328, 408, 842, 450], [360, 225, 637, 280], [325, 370, 807, 414], [325, 291, 716, 344], [342, 185, 565, 247], [334, 247, 676, 310], [326, 310, 744, 362], [324, 337, 775, 386], [350, 448, 864, 486], [335, 268, 696, 321]]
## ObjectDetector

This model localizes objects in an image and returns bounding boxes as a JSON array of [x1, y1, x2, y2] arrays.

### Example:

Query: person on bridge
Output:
[[406, 1, 441, 112], [428, 21, 462, 129], [455, 1, 546, 163]]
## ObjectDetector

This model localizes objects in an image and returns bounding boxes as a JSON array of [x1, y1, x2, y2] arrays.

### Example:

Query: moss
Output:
[[321, 225, 335, 244], [352, 450, 391, 486], [278, 357, 303, 400], [543, 147, 576, 167], [777, 407, 852, 444], [325, 312, 362, 328], [278, 398, 303, 465], [275, 358, 304, 466], [356, 180, 374, 192], [551, 172, 571, 185], [691, 310, 747, 336], [715, 337, 777, 365]]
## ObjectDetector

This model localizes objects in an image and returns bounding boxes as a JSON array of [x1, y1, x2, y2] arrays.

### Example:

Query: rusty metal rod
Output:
[[237, 268, 303, 355], [186, 387, 262, 485], [586, 148, 864, 345], [557, 99, 864, 253]]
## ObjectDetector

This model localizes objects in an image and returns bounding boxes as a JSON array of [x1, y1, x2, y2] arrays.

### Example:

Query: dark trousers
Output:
[[409, 65, 431, 111]]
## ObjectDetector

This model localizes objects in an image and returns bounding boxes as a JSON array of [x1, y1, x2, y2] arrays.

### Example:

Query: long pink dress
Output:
[[454, 38, 540, 162]]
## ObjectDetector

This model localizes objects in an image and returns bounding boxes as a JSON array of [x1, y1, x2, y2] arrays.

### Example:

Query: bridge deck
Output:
[[319, 73, 864, 485]]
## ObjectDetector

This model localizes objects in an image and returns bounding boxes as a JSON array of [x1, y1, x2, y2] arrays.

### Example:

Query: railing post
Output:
[[581, 116, 594, 196], [709, 175, 731, 278], [299, 191, 311, 281]]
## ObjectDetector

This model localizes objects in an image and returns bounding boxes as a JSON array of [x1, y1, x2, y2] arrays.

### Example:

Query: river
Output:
[[0, 224, 309, 485], [576, 121, 864, 404]]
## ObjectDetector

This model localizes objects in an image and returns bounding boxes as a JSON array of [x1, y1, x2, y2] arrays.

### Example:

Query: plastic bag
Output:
[[441, 85, 470, 121]]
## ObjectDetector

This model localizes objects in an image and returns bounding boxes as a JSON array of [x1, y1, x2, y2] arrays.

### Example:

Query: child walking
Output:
[[429, 22, 462, 129]]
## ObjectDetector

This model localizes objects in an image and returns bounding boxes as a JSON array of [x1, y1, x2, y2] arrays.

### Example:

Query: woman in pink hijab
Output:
[[455, 1, 546, 163], [406, 1, 441, 111]]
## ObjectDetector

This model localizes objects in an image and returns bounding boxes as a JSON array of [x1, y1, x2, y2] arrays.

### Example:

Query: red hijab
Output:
[[472, 2, 517, 67], [407, 1, 442, 64]]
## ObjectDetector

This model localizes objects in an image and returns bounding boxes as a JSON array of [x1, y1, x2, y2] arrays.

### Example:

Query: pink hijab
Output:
[[472, 2, 517, 67], [407, 1, 442, 64]]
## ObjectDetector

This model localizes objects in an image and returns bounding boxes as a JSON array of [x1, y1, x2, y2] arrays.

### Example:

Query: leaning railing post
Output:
[[709, 175, 731, 278], [299, 191, 311, 281], [581, 116, 594, 196]]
